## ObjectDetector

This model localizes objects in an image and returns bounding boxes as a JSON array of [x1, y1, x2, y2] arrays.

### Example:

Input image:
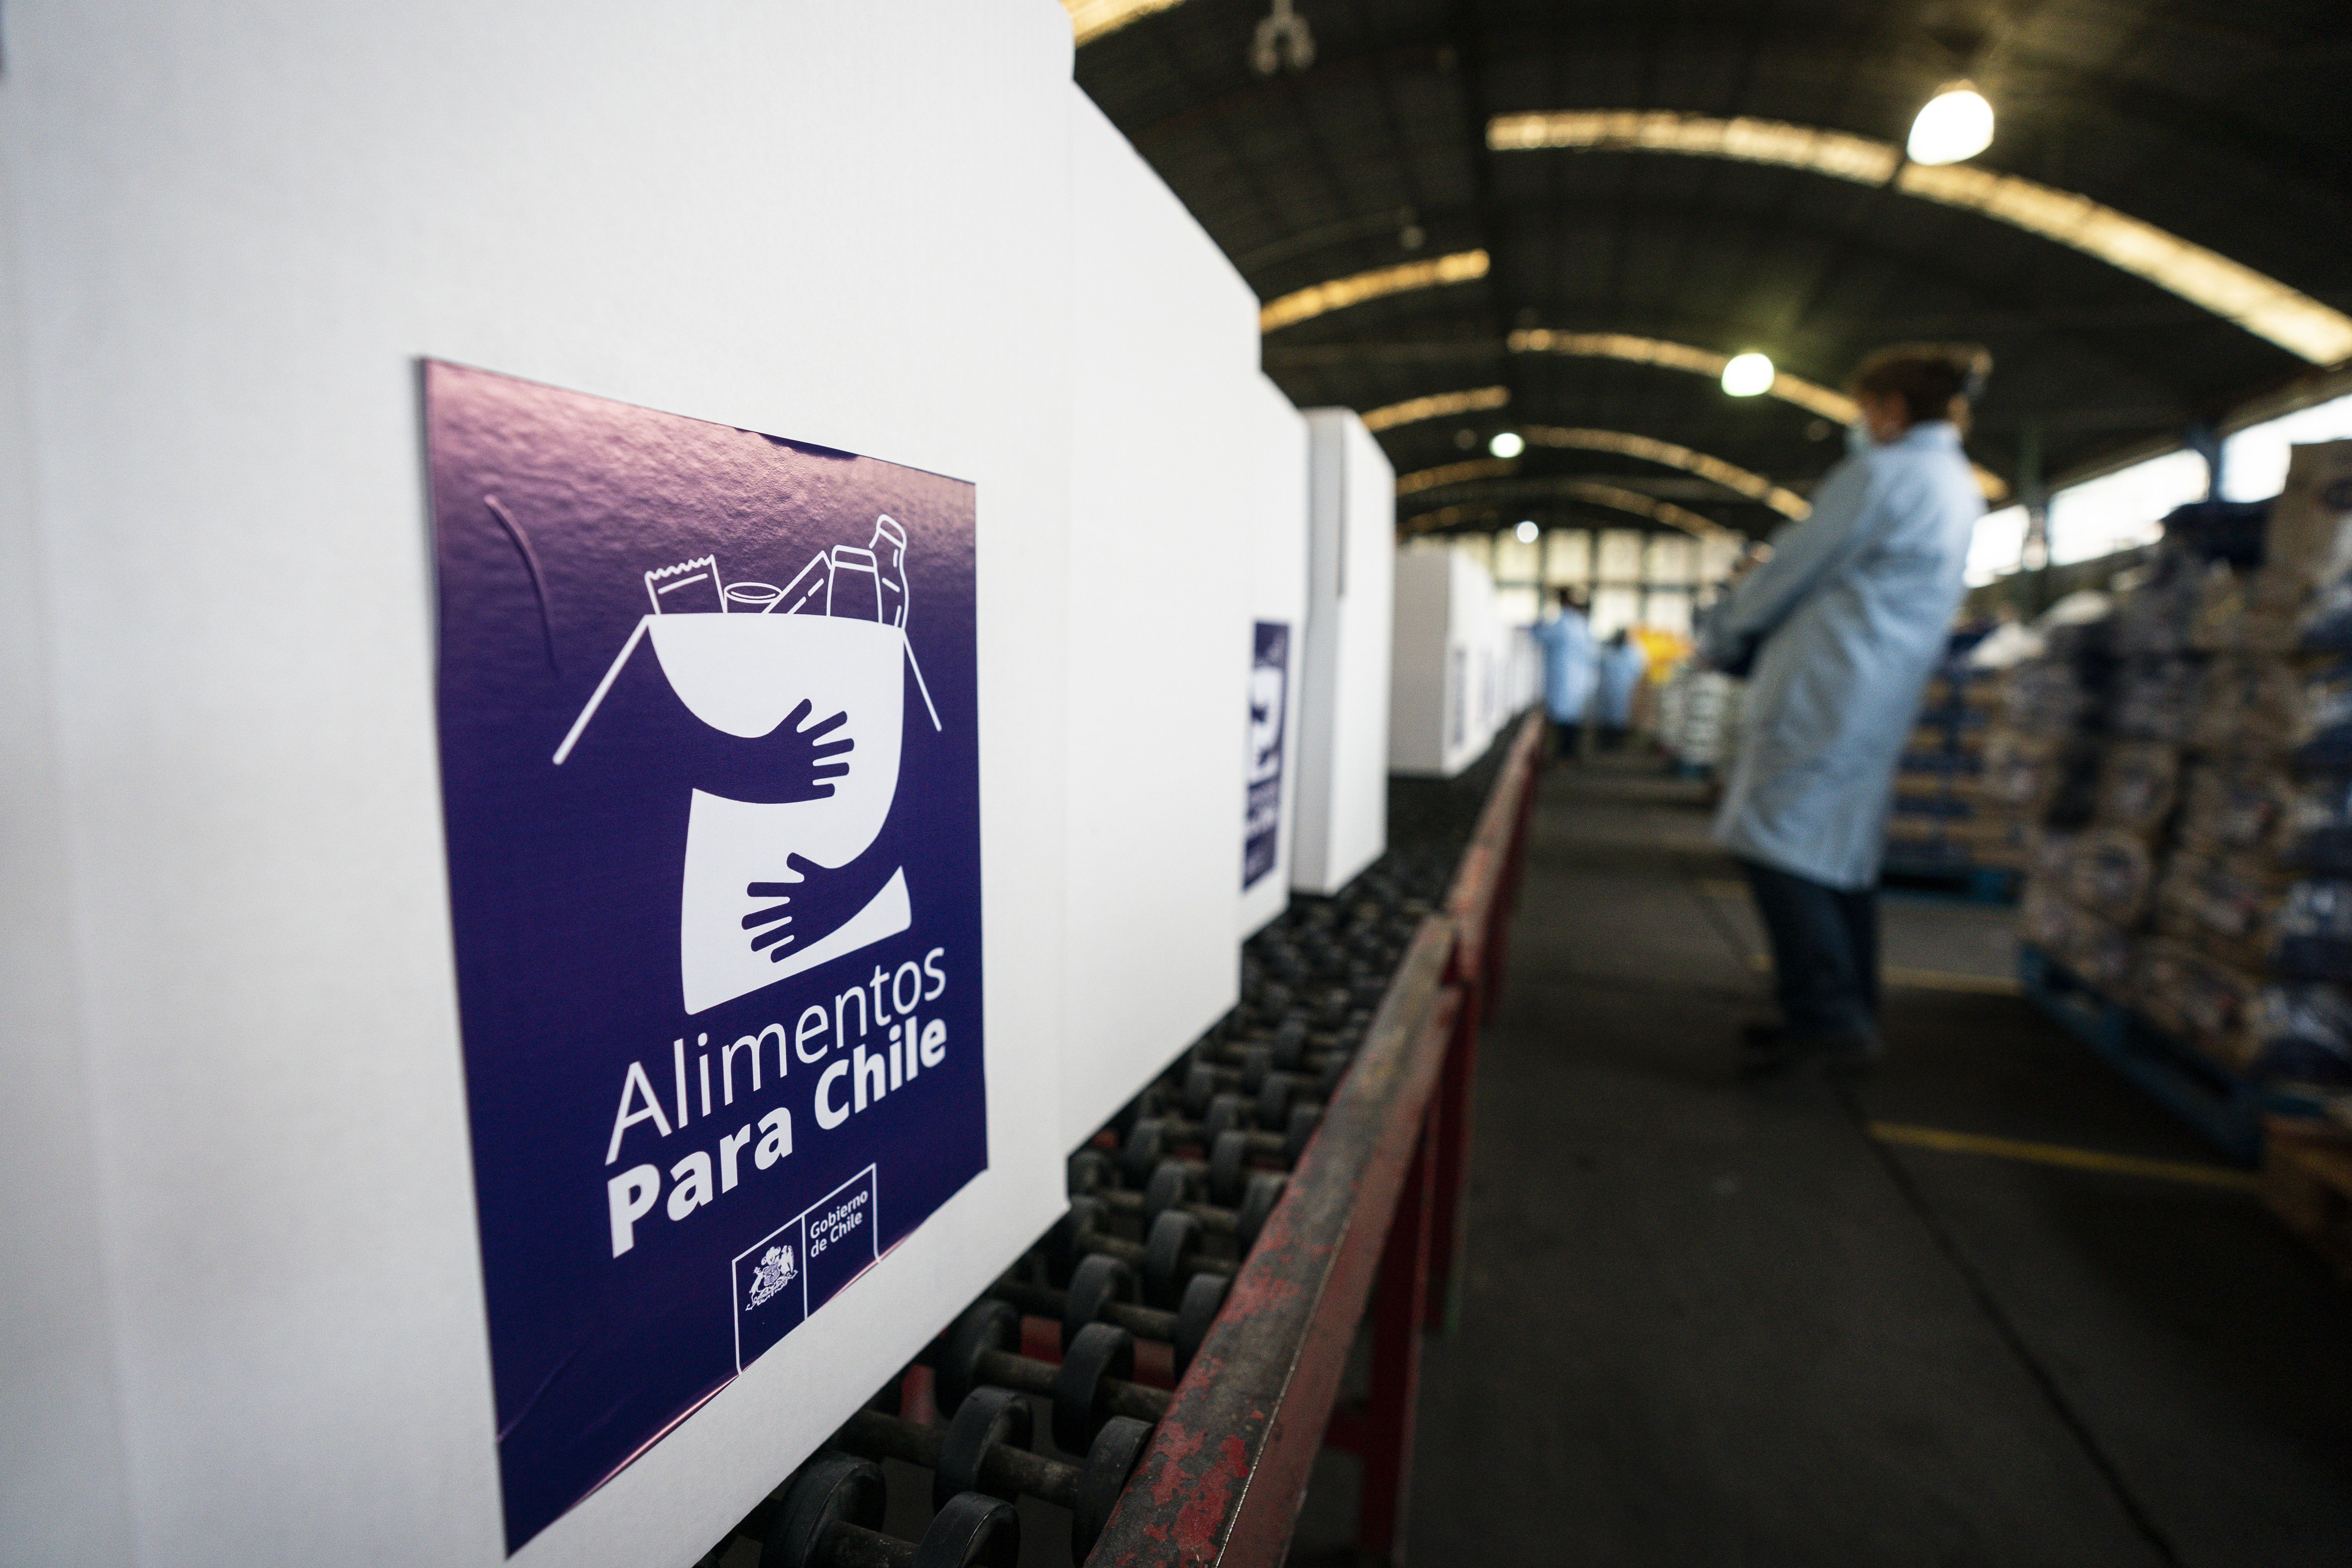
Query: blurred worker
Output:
[[1594, 629, 1647, 751], [1700, 343, 1991, 1074], [1532, 587, 1594, 762]]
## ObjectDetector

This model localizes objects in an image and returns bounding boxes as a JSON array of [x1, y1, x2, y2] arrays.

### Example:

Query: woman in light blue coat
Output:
[[1532, 587, 1595, 761], [1594, 630, 1648, 748], [1700, 344, 1990, 1072]]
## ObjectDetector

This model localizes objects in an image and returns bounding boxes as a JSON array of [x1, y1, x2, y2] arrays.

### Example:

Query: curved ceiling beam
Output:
[[1260, 250, 1488, 332], [1103, 25, 2352, 205], [1506, 332, 1857, 423], [1522, 428, 1812, 518], [1487, 111, 2352, 365], [1397, 457, 1516, 496], [1063, 0, 1186, 46], [1400, 475, 1743, 544], [1368, 400, 1809, 516], [1359, 354, 2008, 501], [1361, 385, 1512, 433], [1255, 199, 2198, 407], [1270, 192, 2201, 411]]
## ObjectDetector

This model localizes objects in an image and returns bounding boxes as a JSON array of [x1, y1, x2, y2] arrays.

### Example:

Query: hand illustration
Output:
[[745, 849, 891, 963], [742, 853, 827, 961], [776, 698, 853, 799]]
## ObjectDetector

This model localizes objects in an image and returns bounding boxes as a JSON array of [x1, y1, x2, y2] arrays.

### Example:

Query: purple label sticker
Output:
[[424, 363, 987, 1551], [1245, 621, 1290, 890]]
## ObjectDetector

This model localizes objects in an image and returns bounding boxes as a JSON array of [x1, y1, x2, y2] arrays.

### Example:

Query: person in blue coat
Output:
[[1532, 588, 1595, 762], [1700, 343, 1990, 1073], [1594, 630, 1648, 750]]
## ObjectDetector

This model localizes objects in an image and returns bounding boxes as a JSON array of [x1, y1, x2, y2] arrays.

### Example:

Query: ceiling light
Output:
[[1515, 520, 1540, 543], [1720, 353, 1775, 397], [1249, 0, 1313, 76], [1489, 431, 1525, 458], [1907, 83, 1994, 167]]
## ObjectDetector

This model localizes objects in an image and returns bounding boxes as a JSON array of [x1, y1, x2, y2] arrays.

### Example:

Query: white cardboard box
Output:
[[1391, 546, 1507, 778], [1060, 92, 1260, 1145], [1239, 376, 1310, 938], [0, 5, 1080, 1565], [1293, 411, 1396, 894]]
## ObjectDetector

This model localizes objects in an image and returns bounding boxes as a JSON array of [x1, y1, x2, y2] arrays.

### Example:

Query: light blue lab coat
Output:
[[1595, 640, 1647, 727], [1533, 608, 1595, 723], [1702, 422, 1981, 889]]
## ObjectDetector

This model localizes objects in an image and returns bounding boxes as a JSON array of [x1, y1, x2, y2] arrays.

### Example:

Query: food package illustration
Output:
[[424, 362, 985, 1551]]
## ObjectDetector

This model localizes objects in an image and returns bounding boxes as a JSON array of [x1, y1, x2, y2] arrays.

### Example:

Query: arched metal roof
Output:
[[1070, 0, 2352, 537]]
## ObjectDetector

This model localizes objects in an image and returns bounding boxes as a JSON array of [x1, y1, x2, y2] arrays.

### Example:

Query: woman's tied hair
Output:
[[1849, 342, 1994, 430]]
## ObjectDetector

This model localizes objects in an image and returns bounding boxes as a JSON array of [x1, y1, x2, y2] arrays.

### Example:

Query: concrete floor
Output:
[[1303, 757, 2352, 1567]]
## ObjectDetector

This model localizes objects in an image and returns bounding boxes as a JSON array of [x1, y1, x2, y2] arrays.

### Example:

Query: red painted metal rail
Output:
[[1090, 711, 1546, 1566]]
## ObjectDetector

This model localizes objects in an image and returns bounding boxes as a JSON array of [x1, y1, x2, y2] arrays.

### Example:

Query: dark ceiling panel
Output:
[[1074, 0, 2352, 534]]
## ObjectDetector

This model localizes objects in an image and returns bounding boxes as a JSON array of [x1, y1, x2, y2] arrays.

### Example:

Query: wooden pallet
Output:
[[1880, 859, 2022, 904], [2017, 944, 2328, 1165], [2261, 1124, 2352, 1282]]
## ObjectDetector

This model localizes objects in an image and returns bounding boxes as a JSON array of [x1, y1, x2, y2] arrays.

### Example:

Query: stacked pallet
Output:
[[1886, 632, 2022, 879], [1656, 665, 1743, 778], [2136, 444, 2352, 1088], [2022, 443, 2352, 1100], [1996, 603, 2127, 988]]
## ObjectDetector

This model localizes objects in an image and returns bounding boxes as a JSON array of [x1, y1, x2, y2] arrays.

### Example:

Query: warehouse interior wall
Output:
[[0, 3, 1089, 1564]]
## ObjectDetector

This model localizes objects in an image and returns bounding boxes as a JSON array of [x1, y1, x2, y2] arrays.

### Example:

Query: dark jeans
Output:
[[1740, 858, 1880, 1039], [1551, 717, 1583, 760]]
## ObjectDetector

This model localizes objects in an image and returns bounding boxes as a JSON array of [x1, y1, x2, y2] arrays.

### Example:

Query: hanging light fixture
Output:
[[1515, 520, 1540, 543], [1907, 81, 1994, 165], [1249, 0, 1314, 76], [1489, 430, 1525, 458], [1720, 352, 1775, 397]]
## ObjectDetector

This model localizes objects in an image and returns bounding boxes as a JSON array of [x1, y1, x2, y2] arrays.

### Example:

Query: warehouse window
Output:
[[1491, 531, 1541, 582], [1643, 588, 1695, 636], [1596, 528, 1646, 582], [1590, 586, 1642, 639], [1965, 506, 2029, 587], [2221, 392, 2352, 504], [1543, 528, 1593, 584], [2046, 450, 2209, 567], [1494, 585, 1544, 626]]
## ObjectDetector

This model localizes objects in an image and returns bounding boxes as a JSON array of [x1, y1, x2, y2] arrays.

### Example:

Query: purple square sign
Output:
[[423, 363, 987, 1550]]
